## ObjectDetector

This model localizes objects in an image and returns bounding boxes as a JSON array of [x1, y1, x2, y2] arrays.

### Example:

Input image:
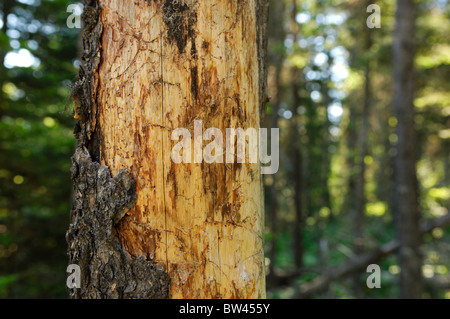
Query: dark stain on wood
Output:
[[162, 0, 197, 54]]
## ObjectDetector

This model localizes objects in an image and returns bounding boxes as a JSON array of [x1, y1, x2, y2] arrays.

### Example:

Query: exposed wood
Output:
[[70, 0, 267, 298], [67, 148, 170, 298]]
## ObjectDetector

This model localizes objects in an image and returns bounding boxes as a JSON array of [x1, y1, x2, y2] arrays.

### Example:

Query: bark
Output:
[[265, 0, 284, 286], [0, 0, 14, 119], [291, 124, 303, 270], [67, 148, 170, 298], [392, 0, 422, 299], [352, 18, 373, 298], [344, 102, 358, 216], [289, 0, 304, 272], [68, 0, 268, 299]]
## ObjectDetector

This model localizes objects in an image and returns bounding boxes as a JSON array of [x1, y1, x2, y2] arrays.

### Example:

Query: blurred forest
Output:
[[0, 0, 449, 298]]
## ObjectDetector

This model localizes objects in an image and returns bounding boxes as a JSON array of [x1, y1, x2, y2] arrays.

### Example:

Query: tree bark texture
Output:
[[289, 0, 304, 273], [265, 0, 283, 286], [393, 0, 422, 299], [352, 17, 373, 298], [67, 0, 268, 299]]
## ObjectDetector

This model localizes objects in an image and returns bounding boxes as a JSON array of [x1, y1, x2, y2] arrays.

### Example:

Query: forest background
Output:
[[0, 0, 449, 298]]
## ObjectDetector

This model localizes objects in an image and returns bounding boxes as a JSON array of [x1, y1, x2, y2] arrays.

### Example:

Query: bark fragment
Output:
[[71, 1, 102, 150], [67, 147, 170, 299]]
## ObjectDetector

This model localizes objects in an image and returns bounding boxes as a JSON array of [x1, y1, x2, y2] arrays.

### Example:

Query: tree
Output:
[[392, 0, 422, 299], [67, 0, 268, 299], [350, 0, 374, 298], [289, 0, 304, 273], [265, 0, 284, 287]]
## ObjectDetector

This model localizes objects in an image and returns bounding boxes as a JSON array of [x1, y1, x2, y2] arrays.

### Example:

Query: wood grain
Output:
[[95, 0, 265, 298]]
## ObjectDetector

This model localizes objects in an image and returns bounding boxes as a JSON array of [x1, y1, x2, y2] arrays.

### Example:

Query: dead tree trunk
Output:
[[67, 0, 268, 299]]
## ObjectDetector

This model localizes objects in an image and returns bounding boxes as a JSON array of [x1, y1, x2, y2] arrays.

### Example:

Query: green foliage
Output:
[[265, 0, 449, 299], [0, 0, 78, 298]]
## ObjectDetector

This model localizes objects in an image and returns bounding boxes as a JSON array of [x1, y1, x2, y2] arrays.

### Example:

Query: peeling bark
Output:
[[67, 0, 169, 299], [71, 1, 102, 152], [68, 0, 267, 299], [67, 148, 170, 298]]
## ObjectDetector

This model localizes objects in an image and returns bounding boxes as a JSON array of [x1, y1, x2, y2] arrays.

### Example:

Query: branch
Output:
[[293, 213, 450, 299]]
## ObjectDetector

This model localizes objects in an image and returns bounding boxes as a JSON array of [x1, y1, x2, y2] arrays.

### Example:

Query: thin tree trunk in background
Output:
[[344, 93, 358, 217], [320, 72, 333, 221], [444, 141, 450, 187], [266, 0, 284, 285], [392, 0, 422, 299], [68, 0, 268, 299], [289, 0, 304, 272], [291, 113, 303, 271], [0, 0, 14, 119], [0, 1, 14, 278], [352, 22, 372, 299]]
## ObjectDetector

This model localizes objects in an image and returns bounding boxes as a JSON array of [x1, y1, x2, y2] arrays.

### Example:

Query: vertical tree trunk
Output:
[[352, 19, 372, 299], [289, 0, 304, 272], [392, 0, 422, 299], [68, 0, 268, 299], [0, 0, 14, 119], [265, 0, 284, 286], [291, 116, 303, 270]]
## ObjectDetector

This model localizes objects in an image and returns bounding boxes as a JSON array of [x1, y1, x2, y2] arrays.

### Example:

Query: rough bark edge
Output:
[[255, 0, 269, 298], [67, 148, 170, 298], [255, 0, 270, 121], [67, 0, 170, 298], [71, 0, 102, 159]]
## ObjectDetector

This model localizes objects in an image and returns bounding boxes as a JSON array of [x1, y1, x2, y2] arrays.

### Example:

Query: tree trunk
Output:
[[265, 0, 284, 286], [352, 18, 372, 299], [288, 0, 304, 273], [0, 0, 14, 119], [392, 0, 422, 299], [67, 0, 268, 299]]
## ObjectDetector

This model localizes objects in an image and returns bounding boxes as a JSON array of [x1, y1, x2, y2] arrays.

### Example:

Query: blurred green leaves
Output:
[[0, 0, 78, 298]]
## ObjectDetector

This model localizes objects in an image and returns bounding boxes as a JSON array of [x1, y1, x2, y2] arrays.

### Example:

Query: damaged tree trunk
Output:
[[67, 0, 268, 299]]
